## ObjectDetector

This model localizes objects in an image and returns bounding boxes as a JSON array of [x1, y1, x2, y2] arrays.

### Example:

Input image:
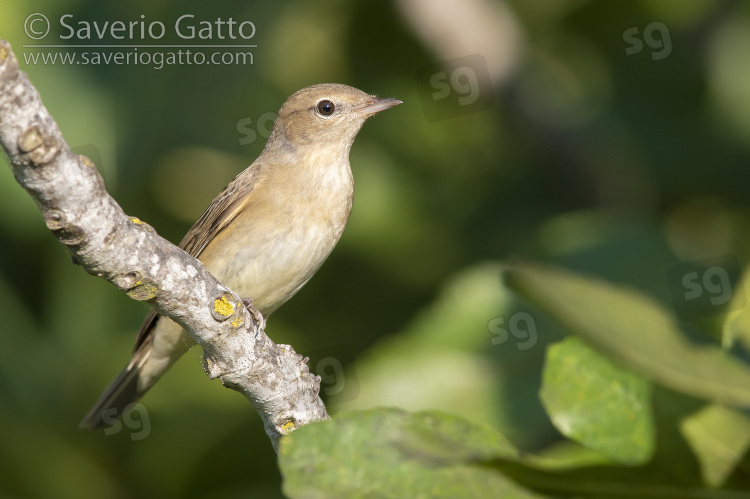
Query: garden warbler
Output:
[[80, 83, 401, 429]]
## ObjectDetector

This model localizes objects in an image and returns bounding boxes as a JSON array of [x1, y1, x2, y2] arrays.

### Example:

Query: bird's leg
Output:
[[241, 297, 266, 330]]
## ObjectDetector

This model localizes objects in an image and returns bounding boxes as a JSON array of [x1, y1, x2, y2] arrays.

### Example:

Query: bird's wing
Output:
[[132, 163, 262, 352], [133, 308, 160, 352], [178, 164, 263, 257]]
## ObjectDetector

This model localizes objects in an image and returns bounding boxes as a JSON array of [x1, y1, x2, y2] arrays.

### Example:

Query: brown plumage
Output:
[[79, 83, 401, 429]]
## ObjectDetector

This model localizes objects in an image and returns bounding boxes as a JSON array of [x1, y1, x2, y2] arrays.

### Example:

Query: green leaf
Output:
[[505, 261, 750, 408], [334, 262, 562, 450], [540, 337, 654, 465], [723, 263, 750, 352], [491, 458, 750, 499], [680, 404, 750, 487], [279, 408, 546, 499]]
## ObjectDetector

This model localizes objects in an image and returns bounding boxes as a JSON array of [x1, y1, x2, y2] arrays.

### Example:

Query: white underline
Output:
[[22, 44, 257, 48]]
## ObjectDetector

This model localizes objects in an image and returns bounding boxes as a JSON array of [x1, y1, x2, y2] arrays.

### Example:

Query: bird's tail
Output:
[[78, 344, 152, 430]]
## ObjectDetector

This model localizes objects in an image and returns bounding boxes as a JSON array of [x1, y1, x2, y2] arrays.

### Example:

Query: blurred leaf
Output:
[[540, 337, 654, 465], [680, 404, 750, 487], [335, 263, 511, 423], [722, 262, 750, 352], [496, 391, 748, 498], [708, 14, 750, 144], [648, 386, 707, 485], [505, 261, 750, 408], [334, 262, 563, 449], [491, 457, 750, 499], [532, 440, 613, 470], [279, 408, 545, 499]]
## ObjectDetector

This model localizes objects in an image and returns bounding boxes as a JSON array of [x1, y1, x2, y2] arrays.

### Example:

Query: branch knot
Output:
[[43, 209, 85, 246], [17, 125, 59, 165]]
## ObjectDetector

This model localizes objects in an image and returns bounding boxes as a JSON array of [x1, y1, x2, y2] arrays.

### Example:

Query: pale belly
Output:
[[135, 151, 354, 393], [139, 191, 350, 391], [202, 220, 343, 315]]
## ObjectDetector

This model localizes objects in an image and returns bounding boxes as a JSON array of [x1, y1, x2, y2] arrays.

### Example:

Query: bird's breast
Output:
[[198, 157, 354, 315]]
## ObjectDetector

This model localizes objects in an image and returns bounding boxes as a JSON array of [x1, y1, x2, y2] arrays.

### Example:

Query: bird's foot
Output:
[[241, 297, 266, 330]]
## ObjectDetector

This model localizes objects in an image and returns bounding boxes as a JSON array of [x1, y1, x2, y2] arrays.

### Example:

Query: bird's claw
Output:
[[241, 297, 266, 330]]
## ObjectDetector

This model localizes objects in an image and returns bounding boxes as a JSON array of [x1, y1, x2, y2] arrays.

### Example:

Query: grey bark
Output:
[[0, 39, 328, 452]]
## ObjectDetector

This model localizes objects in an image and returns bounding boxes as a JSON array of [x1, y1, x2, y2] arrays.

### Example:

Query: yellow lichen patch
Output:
[[279, 421, 295, 433], [214, 295, 235, 318], [126, 280, 158, 301], [80, 155, 95, 168], [130, 217, 153, 232], [231, 315, 245, 328], [0, 46, 8, 62]]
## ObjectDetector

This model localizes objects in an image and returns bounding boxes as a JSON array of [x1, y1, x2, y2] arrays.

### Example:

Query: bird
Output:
[[79, 83, 402, 429]]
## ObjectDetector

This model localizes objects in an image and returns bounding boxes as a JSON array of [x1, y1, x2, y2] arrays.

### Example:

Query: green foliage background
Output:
[[2, 0, 750, 497]]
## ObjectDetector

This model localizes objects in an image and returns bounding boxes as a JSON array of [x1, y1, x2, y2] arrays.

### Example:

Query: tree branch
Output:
[[0, 39, 328, 452]]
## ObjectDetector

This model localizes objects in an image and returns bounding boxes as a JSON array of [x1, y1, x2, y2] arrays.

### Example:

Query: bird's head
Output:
[[265, 83, 401, 156]]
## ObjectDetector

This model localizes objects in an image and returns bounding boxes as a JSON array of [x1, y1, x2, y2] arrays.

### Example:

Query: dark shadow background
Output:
[[2, 0, 750, 497]]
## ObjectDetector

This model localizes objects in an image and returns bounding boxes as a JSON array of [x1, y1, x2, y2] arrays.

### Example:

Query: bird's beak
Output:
[[357, 97, 403, 116]]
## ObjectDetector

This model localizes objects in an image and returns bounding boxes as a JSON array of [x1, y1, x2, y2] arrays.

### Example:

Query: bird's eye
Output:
[[316, 100, 335, 116]]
